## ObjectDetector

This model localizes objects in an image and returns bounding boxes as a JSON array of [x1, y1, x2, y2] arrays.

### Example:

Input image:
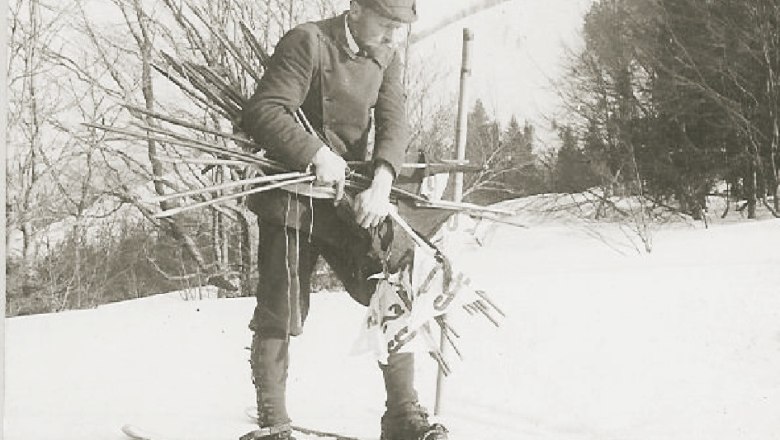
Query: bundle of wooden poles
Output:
[[86, 1, 506, 372]]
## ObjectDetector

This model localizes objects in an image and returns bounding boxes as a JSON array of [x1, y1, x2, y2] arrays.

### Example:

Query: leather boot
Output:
[[380, 352, 419, 409], [250, 335, 291, 427], [379, 353, 448, 440]]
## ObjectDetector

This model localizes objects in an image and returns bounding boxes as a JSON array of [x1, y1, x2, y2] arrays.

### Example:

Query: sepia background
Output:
[[4, 0, 780, 439]]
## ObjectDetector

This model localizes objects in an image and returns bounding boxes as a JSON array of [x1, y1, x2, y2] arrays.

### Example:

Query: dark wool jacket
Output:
[[241, 12, 410, 230]]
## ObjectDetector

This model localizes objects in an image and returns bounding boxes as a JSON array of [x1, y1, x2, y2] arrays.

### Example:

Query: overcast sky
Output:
[[410, 0, 593, 141], [74, 0, 593, 146], [319, 0, 592, 132]]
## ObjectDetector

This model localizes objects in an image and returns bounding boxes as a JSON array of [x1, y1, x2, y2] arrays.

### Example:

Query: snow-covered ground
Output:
[[5, 198, 780, 440]]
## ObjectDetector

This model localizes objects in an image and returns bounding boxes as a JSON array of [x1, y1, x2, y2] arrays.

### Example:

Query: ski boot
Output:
[[239, 423, 295, 440], [380, 402, 448, 440], [244, 335, 293, 440]]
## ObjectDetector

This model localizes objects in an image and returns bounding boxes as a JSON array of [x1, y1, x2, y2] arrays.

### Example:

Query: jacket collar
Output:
[[344, 13, 360, 54], [325, 12, 394, 69]]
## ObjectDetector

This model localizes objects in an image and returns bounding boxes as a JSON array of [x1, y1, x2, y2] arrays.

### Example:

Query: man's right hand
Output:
[[311, 146, 347, 201]]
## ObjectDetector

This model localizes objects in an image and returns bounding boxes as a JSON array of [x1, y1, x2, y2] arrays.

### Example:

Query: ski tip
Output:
[[121, 424, 153, 440]]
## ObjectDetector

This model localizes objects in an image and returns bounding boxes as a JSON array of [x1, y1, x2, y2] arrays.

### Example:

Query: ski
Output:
[[243, 407, 362, 440], [290, 425, 361, 440], [121, 424, 169, 440], [122, 422, 363, 440]]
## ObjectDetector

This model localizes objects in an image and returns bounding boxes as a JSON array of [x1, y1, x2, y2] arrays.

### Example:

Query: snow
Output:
[[5, 198, 780, 440]]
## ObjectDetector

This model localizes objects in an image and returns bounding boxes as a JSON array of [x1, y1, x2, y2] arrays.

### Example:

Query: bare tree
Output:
[[7, 0, 81, 294], [55, 0, 343, 297], [6, 0, 511, 311]]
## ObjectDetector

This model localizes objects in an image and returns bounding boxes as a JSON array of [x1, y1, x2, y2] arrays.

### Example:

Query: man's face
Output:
[[350, 3, 405, 49]]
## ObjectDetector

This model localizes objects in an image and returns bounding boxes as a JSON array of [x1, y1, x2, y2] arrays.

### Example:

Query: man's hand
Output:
[[353, 162, 394, 229], [311, 146, 347, 201]]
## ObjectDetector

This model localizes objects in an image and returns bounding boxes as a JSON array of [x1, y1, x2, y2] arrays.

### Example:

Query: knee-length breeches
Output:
[[251, 199, 385, 338]]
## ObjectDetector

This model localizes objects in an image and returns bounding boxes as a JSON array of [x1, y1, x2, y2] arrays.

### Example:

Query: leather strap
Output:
[[248, 422, 292, 438]]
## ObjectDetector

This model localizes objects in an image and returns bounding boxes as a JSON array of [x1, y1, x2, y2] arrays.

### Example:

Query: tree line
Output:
[[6, 0, 342, 315], [6, 0, 536, 316], [15, 0, 770, 315], [556, 0, 780, 220]]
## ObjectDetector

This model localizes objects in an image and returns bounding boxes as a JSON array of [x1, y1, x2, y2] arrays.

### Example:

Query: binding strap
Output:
[[242, 422, 292, 439]]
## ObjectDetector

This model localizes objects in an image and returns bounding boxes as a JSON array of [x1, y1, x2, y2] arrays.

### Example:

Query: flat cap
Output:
[[358, 0, 417, 23]]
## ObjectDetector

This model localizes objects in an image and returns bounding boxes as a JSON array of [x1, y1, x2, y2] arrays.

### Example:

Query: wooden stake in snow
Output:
[[435, 28, 474, 417]]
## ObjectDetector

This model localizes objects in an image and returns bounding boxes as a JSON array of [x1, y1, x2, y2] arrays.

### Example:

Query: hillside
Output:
[[5, 198, 780, 440]]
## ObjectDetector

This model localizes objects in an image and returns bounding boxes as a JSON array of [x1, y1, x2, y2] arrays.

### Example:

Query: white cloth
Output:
[[344, 13, 360, 54], [352, 240, 489, 364]]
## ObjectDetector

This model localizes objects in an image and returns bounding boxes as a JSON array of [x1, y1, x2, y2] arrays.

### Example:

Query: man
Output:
[[239, 1, 448, 440]]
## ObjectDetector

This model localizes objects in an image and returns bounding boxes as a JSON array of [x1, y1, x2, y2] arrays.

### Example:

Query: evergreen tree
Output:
[[502, 116, 544, 195], [463, 99, 503, 202], [554, 125, 599, 193], [463, 103, 547, 201], [563, 0, 780, 218]]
